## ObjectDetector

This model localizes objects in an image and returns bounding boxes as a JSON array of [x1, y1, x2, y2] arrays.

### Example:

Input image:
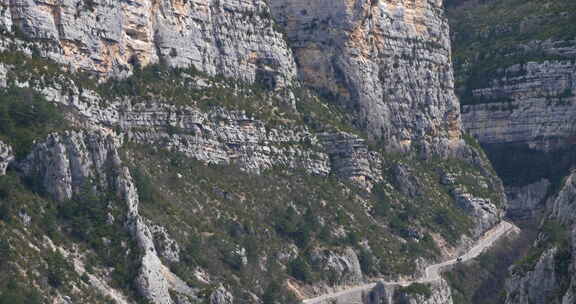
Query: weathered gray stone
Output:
[[270, 0, 463, 153], [319, 132, 383, 189], [452, 187, 500, 237], [0, 140, 13, 175], [209, 286, 233, 304], [17, 130, 194, 304], [392, 163, 424, 198], [311, 248, 363, 289], [4, 0, 297, 88], [17, 131, 120, 201], [117, 167, 174, 304], [463, 59, 576, 152], [368, 279, 453, 304], [121, 103, 331, 176], [150, 223, 181, 264], [506, 248, 559, 304], [0, 0, 12, 32], [506, 179, 550, 221], [551, 172, 576, 226]]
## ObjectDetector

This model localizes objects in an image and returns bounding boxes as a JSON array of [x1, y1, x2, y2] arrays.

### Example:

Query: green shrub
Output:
[[0, 238, 9, 266], [0, 174, 37, 223], [262, 281, 281, 304], [131, 167, 155, 204], [289, 256, 313, 283], [397, 282, 432, 299], [358, 249, 376, 275], [57, 183, 111, 243], [274, 206, 312, 248], [0, 280, 42, 304], [46, 250, 71, 289]]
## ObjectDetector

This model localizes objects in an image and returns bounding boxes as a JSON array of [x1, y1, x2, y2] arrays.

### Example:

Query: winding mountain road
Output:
[[303, 221, 516, 304]]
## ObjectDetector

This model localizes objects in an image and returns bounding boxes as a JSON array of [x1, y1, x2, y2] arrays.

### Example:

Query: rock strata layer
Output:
[[1, 0, 464, 154]]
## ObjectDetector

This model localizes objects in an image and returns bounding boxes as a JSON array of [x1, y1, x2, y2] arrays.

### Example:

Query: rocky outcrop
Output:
[[17, 131, 121, 201], [2, 0, 297, 88], [506, 248, 560, 304], [368, 279, 453, 304], [551, 172, 576, 225], [506, 179, 550, 221], [271, 0, 463, 152], [16, 130, 194, 304], [311, 248, 363, 289], [439, 157, 504, 238], [122, 103, 331, 175], [0, 140, 13, 175], [392, 163, 425, 199], [319, 132, 383, 187], [150, 223, 181, 264], [117, 167, 174, 304], [452, 188, 500, 236], [209, 286, 234, 304]]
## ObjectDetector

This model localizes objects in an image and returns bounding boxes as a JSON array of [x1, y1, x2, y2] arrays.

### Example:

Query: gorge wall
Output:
[[448, 0, 576, 303], [0, 0, 464, 153], [0, 1, 508, 304], [270, 0, 462, 152], [449, 0, 576, 189]]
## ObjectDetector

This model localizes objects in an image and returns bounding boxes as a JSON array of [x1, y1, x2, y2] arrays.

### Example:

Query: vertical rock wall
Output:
[[270, 0, 462, 152]]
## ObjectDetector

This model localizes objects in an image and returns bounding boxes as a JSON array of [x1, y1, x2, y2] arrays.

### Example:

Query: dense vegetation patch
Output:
[[0, 172, 146, 303], [0, 87, 66, 158], [513, 220, 571, 275], [119, 138, 500, 301]]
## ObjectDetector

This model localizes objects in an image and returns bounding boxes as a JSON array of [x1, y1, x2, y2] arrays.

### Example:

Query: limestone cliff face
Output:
[[18, 131, 121, 202], [462, 59, 576, 153], [0, 0, 297, 87], [450, 0, 576, 190], [0, 1, 509, 303], [0, 0, 464, 154], [505, 179, 550, 221], [271, 0, 462, 152]]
